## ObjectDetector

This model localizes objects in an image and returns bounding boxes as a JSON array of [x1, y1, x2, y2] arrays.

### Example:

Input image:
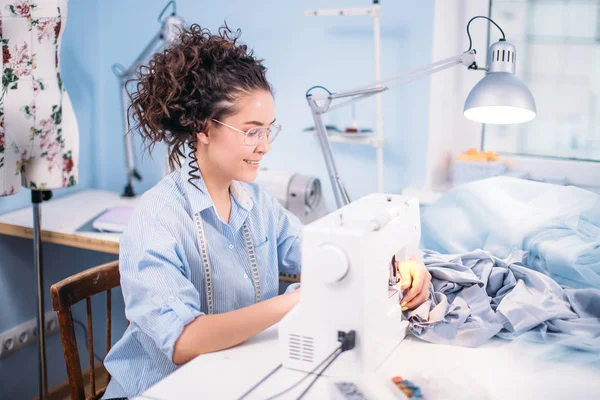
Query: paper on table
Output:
[[92, 206, 135, 233]]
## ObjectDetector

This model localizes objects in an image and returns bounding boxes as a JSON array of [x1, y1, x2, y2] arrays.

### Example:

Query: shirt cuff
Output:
[[156, 296, 204, 362]]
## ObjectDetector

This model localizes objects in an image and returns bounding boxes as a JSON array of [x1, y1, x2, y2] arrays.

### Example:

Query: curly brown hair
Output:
[[127, 23, 272, 173]]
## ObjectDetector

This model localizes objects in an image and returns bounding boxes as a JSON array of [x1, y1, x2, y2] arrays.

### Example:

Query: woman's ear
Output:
[[197, 119, 213, 145], [197, 130, 210, 145]]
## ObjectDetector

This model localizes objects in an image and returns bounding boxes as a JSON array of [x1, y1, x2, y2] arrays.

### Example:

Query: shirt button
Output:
[[167, 296, 175, 303], [244, 274, 248, 279], [228, 244, 234, 249]]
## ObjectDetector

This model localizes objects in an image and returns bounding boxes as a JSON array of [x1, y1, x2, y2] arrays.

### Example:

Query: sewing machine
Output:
[[279, 193, 421, 378]]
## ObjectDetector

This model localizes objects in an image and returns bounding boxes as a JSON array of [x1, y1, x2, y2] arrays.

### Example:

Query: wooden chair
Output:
[[50, 261, 120, 400]]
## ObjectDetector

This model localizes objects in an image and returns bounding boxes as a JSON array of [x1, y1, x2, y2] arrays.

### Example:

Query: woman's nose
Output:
[[255, 134, 271, 153]]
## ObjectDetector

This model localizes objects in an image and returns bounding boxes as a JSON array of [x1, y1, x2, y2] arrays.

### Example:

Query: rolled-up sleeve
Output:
[[273, 198, 303, 274], [119, 212, 203, 362]]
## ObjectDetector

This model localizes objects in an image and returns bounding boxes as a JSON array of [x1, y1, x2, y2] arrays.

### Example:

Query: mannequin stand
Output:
[[32, 189, 52, 399]]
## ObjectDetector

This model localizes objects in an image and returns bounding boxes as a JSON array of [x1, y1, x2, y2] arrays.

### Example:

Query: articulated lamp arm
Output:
[[112, 1, 184, 197], [307, 51, 477, 209]]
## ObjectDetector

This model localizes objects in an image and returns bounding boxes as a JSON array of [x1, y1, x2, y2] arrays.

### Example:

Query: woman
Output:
[[102, 24, 431, 399]]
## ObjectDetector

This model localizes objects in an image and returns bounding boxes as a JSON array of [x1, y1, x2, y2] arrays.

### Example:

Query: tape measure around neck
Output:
[[193, 212, 261, 314]]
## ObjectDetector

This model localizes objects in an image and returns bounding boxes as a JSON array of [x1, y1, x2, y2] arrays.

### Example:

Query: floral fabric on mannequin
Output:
[[0, 0, 78, 197]]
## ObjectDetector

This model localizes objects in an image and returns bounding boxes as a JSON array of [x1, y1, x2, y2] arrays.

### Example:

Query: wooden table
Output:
[[0, 189, 138, 253]]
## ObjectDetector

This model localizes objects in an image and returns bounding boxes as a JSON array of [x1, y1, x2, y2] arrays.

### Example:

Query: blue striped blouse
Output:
[[102, 152, 303, 399]]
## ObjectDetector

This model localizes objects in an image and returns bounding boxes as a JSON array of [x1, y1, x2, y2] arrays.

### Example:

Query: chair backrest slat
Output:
[[50, 261, 120, 400], [87, 296, 96, 397], [106, 289, 112, 387], [56, 308, 85, 399]]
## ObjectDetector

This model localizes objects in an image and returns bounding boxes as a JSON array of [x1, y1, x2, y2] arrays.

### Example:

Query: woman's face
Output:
[[202, 90, 275, 183]]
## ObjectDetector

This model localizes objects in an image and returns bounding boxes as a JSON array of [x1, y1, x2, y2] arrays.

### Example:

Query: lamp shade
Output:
[[464, 41, 536, 124]]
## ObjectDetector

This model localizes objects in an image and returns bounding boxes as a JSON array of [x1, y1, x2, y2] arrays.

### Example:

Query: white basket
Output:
[[452, 160, 509, 185]]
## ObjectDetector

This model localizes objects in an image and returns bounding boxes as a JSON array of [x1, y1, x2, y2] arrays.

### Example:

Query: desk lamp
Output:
[[307, 14, 536, 209]]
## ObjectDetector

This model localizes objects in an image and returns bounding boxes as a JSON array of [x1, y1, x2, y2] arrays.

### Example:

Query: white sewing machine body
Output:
[[279, 193, 421, 378]]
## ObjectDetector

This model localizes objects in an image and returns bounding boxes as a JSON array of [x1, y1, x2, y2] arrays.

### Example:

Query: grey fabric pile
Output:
[[405, 250, 600, 354]]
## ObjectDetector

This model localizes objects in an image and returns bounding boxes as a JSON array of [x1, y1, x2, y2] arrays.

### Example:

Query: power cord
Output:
[[264, 347, 342, 400], [296, 349, 343, 400], [237, 363, 283, 400], [73, 318, 104, 363], [238, 330, 356, 400], [465, 15, 506, 52], [295, 330, 356, 400]]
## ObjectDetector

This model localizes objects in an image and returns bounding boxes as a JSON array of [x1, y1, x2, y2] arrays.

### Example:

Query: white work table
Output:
[[136, 325, 600, 400]]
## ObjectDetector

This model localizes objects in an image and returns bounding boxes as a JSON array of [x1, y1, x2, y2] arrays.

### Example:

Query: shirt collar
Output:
[[180, 145, 255, 216]]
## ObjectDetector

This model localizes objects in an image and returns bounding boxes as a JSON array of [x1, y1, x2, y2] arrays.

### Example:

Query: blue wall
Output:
[[97, 0, 435, 206], [0, 1, 434, 398]]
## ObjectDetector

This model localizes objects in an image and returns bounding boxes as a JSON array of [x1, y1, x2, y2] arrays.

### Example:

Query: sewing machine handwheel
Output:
[[317, 244, 349, 283]]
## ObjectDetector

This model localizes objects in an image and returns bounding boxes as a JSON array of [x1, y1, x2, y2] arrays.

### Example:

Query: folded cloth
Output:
[[406, 250, 600, 356]]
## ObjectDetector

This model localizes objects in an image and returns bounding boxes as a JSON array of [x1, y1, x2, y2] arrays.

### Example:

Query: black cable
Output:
[[266, 330, 356, 400], [305, 85, 332, 98], [296, 350, 344, 400], [236, 363, 282, 400], [263, 346, 343, 400], [295, 331, 355, 399], [465, 16, 506, 52], [73, 318, 104, 363], [240, 330, 356, 399]]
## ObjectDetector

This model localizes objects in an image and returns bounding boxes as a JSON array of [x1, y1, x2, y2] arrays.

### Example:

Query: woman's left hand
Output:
[[397, 257, 431, 311]]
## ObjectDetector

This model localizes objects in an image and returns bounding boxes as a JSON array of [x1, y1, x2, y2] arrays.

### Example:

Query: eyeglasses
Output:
[[211, 119, 281, 146]]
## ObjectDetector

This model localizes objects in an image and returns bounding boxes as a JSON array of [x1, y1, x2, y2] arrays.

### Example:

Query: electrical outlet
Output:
[[0, 311, 60, 360], [45, 312, 59, 335], [17, 329, 29, 345], [26, 322, 38, 344], [0, 332, 16, 359]]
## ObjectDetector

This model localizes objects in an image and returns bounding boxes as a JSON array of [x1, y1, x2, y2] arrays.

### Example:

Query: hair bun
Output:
[[127, 23, 272, 170]]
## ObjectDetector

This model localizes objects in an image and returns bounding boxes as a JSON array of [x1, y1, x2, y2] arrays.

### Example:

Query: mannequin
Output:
[[0, 1, 79, 398], [1, 0, 78, 194]]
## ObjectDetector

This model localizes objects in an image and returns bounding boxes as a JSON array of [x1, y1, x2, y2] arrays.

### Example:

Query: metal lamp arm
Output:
[[113, 31, 169, 197], [308, 50, 477, 209], [112, 0, 184, 197], [116, 32, 166, 82], [312, 51, 476, 110]]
